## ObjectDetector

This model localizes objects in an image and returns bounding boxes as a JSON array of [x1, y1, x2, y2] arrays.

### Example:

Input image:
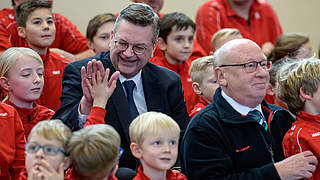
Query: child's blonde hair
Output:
[[28, 119, 72, 152], [189, 56, 215, 84], [277, 58, 320, 114], [0, 47, 43, 77], [211, 28, 242, 52], [129, 111, 180, 146], [67, 124, 121, 177]]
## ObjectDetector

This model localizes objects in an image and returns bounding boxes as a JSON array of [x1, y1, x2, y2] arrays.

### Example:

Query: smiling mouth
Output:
[[120, 56, 138, 63]]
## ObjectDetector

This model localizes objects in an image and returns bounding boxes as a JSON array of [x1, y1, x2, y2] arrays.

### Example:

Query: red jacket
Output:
[[0, 103, 25, 180], [36, 51, 69, 111], [4, 100, 54, 138], [196, 0, 282, 54], [150, 56, 199, 114], [283, 111, 320, 180], [0, 8, 88, 54], [84, 106, 106, 127], [133, 166, 186, 180], [189, 97, 210, 118]]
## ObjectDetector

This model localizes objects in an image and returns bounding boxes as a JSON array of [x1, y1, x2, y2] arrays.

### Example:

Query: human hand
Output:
[[80, 59, 105, 114], [86, 68, 120, 108], [275, 151, 317, 180], [50, 48, 76, 62], [28, 160, 64, 180]]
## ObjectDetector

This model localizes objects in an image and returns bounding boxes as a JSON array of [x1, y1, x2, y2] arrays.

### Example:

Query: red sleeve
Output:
[[263, 2, 282, 44], [196, 1, 221, 55], [11, 109, 26, 180], [53, 13, 88, 54], [84, 106, 106, 127], [0, 23, 11, 51]]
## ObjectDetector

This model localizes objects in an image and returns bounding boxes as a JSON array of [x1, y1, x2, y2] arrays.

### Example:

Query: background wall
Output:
[[1, 0, 319, 55]]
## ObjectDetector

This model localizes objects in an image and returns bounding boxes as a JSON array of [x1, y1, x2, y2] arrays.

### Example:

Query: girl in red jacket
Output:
[[0, 47, 54, 138]]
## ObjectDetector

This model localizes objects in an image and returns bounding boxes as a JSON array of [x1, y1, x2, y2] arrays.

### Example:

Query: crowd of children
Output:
[[1, 0, 320, 179]]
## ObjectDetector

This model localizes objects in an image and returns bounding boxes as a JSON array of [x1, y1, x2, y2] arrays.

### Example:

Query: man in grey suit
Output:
[[53, 3, 189, 170]]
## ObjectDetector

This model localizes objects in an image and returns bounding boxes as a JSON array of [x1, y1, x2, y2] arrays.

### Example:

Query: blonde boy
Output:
[[211, 28, 242, 54], [189, 56, 219, 118], [129, 112, 186, 180], [278, 58, 320, 179], [66, 124, 121, 180], [23, 119, 72, 180]]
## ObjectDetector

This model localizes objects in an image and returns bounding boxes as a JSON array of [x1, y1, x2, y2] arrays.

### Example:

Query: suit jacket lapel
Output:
[[142, 63, 163, 112]]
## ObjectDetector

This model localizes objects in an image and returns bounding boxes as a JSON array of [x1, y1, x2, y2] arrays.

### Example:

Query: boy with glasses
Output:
[[21, 119, 72, 180]]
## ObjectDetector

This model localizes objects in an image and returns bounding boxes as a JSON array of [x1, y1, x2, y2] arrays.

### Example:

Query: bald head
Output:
[[213, 39, 263, 68]]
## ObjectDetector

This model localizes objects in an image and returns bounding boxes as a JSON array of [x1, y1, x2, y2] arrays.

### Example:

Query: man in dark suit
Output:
[[53, 3, 190, 170]]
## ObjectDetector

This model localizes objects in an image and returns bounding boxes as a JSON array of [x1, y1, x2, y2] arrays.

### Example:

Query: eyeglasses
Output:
[[219, 60, 272, 73], [113, 35, 148, 55], [25, 142, 67, 156]]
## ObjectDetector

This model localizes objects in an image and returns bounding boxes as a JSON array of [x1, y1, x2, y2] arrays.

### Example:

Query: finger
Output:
[[85, 78, 93, 92], [81, 66, 86, 82], [96, 71, 101, 84], [92, 59, 98, 75], [302, 150, 314, 156], [87, 60, 93, 76], [96, 60, 105, 79], [57, 162, 65, 175], [108, 71, 120, 88], [104, 68, 110, 84]]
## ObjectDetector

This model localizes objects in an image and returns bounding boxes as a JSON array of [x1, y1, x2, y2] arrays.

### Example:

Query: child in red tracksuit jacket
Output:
[[149, 12, 200, 114], [0, 102, 25, 180], [188, 56, 219, 118], [15, 0, 70, 111], [278, 58, 320, 180], [129, 112, 187, 180], [0, 47, 54, 138]]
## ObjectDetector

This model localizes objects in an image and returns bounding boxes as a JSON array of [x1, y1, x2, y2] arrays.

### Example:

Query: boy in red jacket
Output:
[[189, 56, 219, 118], [130, 112, 186, 180], [150, 12, 199, 113], [278, 58, 320, 179], [15, 0, 69, 111]]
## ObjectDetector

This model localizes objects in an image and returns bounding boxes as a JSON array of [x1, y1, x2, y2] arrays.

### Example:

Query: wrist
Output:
[[80, 96, 92, 115]]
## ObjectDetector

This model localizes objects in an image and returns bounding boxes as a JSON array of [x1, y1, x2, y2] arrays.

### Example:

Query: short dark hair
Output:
[[86, 13, 116, 41], [15, 0, 52, 27], [159, 12, 196, 43], [113, 3, 160, 45]]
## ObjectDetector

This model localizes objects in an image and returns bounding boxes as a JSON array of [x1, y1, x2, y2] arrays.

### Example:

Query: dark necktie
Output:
[[123, 80, 139, 120], [247, 109, 268, 131]]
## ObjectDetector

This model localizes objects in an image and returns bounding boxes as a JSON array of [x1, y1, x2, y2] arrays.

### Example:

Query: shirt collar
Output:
[[221, 90, 262, 115], [119, 70, 142, 88]]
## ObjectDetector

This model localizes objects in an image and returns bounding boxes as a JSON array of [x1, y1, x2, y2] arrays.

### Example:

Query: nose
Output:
[[162, 143, 171, 153], [33, 73, 41, 84], [122, 45, 135, 57], [42, 21, 50, 30], [183, 39, 192, 48], [35, 148, 45, 158]]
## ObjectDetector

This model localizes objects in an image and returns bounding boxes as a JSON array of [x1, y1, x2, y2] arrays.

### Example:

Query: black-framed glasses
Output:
[[25, 142, 67, 156], [219, 60, 272, 73], [113, 35, 148, 55]]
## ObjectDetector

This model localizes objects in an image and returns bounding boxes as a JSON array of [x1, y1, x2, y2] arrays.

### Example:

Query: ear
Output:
[[266, 83, 275, 96], [130, 142, 142, 159], [214, 67, 227, 87], [157, 37, 167, 51], [62, 157, 72, 170], [17, 26, 26, 38], [87, 40, 95, 52], [0, 77, 10, 91], [192, 82, 202, 96], [299, 87, 312, 101]]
